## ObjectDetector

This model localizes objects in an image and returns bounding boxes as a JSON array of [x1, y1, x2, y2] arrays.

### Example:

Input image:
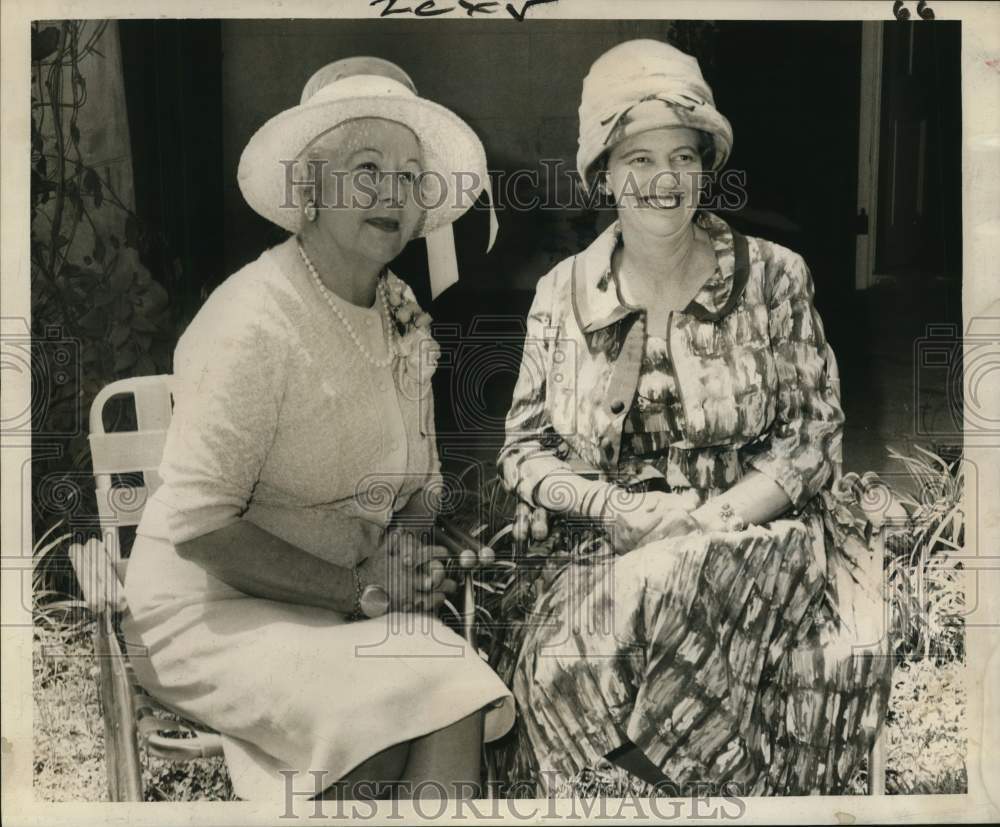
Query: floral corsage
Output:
[[384, 273, 441, 401]]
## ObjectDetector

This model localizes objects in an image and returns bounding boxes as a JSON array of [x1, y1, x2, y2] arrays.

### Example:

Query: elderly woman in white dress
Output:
[[122, 57, 514, 802]]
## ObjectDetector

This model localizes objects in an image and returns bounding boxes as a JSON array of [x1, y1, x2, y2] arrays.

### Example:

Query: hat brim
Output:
[[578, 104, 733, 190], [238, 95, 488, 236]]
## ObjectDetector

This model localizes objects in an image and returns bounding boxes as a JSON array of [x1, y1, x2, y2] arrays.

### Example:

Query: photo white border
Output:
[[3, 1, 998, 824]]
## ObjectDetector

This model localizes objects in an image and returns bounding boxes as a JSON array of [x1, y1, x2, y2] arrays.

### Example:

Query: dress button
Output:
[[610, 400, 625, 414]]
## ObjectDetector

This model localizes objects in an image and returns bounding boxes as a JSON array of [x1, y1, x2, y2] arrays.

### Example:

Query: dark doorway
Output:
[[119, 20, 224, 334], [875, 22, 962, 287]]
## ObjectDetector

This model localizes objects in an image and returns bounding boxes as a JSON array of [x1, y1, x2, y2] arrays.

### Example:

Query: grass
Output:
[[33, 619, 234, 802], [33, 622, 108, 802]]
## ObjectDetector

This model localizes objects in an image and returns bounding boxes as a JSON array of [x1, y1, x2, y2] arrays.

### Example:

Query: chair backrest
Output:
[[88, 374, 173, 566], [69, 374, 174, 621]]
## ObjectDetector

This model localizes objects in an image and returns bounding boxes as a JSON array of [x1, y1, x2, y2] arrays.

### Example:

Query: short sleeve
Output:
[[748, 249, 845, 509], [156, 288, 287, 546]]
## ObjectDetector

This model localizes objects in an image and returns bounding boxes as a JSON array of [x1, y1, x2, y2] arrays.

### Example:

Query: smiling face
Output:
[[605, 126, 705, 238], [303, 117, 424, 267]]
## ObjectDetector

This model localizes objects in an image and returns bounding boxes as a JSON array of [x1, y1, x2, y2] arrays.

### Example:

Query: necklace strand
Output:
[[297, 240, 397, 368]]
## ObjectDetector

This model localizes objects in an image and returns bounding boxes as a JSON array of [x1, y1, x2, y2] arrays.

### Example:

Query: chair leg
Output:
[[93, 613, 143, 801], [868, 732, 887, 795]]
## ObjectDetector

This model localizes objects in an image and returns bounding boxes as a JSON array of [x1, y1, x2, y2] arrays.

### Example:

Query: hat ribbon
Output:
[[598, 91, 708, 148]]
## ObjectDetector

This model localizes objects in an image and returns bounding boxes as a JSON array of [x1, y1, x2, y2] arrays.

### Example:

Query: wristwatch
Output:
[[352, 564, 390, 619]]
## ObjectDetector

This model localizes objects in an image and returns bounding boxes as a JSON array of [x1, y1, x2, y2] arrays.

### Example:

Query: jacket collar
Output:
[[572, 210, 747, 333]]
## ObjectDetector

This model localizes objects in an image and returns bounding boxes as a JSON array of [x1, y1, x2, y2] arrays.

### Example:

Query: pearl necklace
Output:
[[297, 240, 397, 369]]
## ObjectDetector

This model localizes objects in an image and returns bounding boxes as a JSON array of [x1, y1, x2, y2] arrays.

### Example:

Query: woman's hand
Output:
[[601, 490, 702, 553], [360, 529, 456, 612], [382, 488, 455, 610], [512, 502, 550, 543], [519, 480, 702, 552]]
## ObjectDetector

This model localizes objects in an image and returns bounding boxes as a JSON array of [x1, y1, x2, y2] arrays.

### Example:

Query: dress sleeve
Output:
[[497, 271, 575, 505], [747, 249, 845, 510], [156, 289, 287, 546]]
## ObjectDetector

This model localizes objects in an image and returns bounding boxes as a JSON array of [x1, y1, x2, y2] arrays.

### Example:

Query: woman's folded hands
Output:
[[519, 475, 706, 554], [359, 527, 457, 613], [592, 487, 703, 553], [519, 472, 781, 556]]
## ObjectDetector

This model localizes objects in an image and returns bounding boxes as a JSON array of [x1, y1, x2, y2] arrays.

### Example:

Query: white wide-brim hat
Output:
[[577, 39, 734, 191], [238, 62, 491, 239]]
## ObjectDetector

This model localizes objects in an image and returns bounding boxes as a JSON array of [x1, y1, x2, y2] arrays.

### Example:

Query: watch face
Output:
[[360, 584, 390, 618]]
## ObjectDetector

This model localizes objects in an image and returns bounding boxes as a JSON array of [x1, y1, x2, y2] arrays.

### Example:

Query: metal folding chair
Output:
[[68, 375, 224, 802]]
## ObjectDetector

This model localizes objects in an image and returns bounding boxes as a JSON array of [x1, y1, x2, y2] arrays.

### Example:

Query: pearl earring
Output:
[[303, 200, 318, 223]]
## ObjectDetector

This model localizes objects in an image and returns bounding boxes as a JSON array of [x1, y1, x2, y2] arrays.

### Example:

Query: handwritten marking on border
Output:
[[370, 0, 557, 20]]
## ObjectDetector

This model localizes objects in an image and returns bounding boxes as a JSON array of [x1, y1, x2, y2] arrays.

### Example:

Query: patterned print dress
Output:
[[497, 212, 891, 795]]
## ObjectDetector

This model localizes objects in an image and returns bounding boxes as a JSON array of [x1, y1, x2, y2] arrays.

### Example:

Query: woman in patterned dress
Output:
[[497, 39, 890, 795]]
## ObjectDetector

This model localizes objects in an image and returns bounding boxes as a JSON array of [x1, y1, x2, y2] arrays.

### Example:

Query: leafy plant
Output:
[[884, 445, 966, 663], [438, 472, 594, 679], [32, 520, 90, 630], [31, 20, 175, 544]]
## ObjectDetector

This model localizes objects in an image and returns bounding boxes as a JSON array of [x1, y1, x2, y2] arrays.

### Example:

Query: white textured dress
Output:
[[122, 237, 514, 801]]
